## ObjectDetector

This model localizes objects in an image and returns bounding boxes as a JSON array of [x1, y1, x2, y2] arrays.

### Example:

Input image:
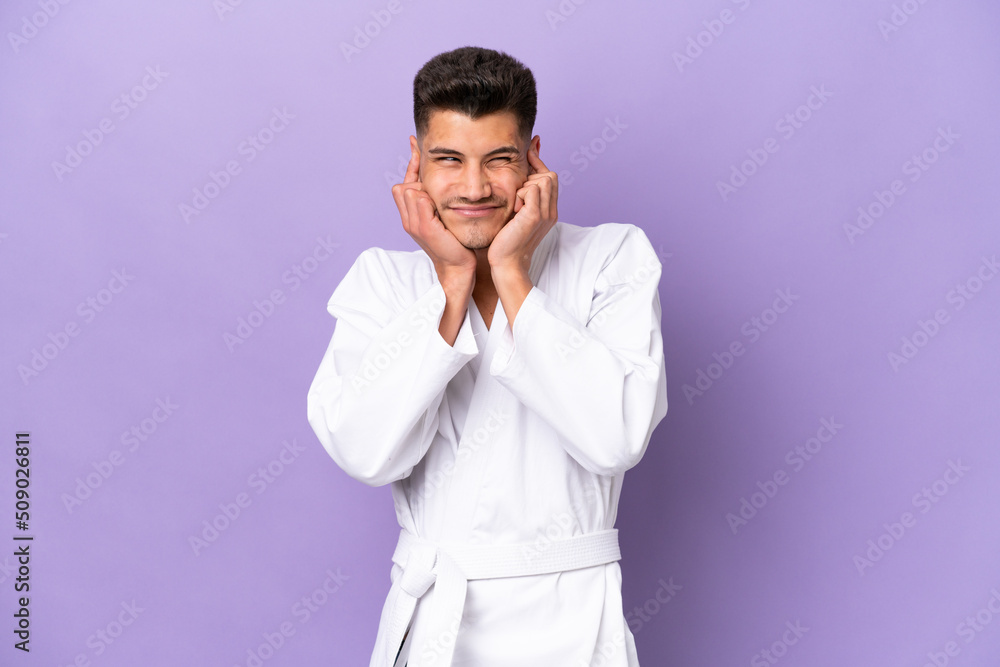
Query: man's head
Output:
[[409, 47, 539, 250]]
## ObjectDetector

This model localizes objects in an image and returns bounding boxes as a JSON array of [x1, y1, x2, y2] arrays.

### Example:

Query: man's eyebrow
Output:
[[426, 146, 521, 158]]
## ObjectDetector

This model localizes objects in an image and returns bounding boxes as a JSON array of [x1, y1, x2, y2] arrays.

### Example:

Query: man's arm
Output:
[[490, 224, 668, 477], [306, 249, 478, 486]]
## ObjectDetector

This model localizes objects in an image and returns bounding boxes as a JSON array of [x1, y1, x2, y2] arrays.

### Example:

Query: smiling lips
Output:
[[450, 205, 499, 218]]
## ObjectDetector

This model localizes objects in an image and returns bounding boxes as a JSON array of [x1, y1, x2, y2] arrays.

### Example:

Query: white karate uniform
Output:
[[307, 221, 668, 666]]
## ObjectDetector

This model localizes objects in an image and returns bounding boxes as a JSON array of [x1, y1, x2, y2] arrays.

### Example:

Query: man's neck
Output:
[[472, 248, 498, 328]]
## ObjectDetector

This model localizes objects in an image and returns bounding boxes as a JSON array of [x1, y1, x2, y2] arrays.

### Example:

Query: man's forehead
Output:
[[422, 109, 524, 153]]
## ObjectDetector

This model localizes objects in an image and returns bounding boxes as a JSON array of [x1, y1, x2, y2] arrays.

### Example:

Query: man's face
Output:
[[412, 109, 538, 250]]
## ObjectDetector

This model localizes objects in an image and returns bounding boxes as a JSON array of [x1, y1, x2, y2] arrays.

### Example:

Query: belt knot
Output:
[[398, 541, 437, 598]]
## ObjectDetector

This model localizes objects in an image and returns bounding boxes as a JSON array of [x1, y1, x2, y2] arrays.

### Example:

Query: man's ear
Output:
[[526, 135, 541, 175], [409, 135, 420, 178]]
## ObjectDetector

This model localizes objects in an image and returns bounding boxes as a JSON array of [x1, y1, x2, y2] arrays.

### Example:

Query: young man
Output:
[[307, 46, 667, 667]]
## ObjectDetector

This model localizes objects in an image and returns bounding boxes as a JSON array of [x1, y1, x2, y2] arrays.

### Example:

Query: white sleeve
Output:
[[306, 249, 478, 486], [489, 225, 668, 477]]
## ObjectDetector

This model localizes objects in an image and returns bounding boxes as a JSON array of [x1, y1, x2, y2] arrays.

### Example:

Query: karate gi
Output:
[[307, 221, 668, 666]]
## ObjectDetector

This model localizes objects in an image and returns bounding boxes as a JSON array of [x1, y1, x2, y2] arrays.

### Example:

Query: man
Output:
[[307, 46, 667, 667]]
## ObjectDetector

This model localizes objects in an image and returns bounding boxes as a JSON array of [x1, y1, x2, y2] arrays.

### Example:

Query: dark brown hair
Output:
[[413, 46, 537, 142]]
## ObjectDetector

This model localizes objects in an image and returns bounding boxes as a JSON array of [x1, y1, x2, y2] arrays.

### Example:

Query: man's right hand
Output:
[[392, 147, 477, 282], [391, 144, 475, 345]]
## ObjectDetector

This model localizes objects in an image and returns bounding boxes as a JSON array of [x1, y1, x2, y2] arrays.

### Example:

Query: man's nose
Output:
[[459, 166, 492, 202]]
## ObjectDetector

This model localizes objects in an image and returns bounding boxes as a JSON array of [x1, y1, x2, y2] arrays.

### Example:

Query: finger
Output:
[[394, 183, 423, 226], [524, 172, 556, 221], [542, 171, 558, 220], [514, 182, 535, 214], [403, 147, 420, 184], [416, 194, 438, 228], [526, 144, 550, 175], [518, 183, 539, 220], [392, 184, 410, 228], [410, 190, 443, 238], [402, 188, 428, 233], [535, 176, 551, 222]]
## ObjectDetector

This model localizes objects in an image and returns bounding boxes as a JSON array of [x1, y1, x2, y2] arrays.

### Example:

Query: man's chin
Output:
[[457, 226, 496, 251], [443, 215, 509, 250]]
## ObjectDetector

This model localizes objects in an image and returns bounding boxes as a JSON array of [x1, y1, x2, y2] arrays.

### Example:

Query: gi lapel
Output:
[[439, 225, 560, 542]]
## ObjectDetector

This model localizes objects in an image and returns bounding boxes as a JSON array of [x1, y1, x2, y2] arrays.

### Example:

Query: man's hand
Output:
[[488, 144, 558, 326], [488, 144, 558, 273], [392, 148, 477, 281], [391, 146, 474, 345]]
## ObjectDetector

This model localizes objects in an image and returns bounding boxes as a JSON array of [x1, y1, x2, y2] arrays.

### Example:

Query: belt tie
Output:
[[369, 528, 621, 667]]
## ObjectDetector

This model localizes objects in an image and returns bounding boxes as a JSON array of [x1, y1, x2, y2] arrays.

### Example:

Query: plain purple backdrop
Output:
[[2, 1, 999, 665]]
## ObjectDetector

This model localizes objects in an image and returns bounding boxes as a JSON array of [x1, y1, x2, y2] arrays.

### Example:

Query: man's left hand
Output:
[[487, 143, 558, 276]]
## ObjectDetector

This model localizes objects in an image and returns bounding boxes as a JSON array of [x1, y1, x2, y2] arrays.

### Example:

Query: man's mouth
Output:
[[449, 205, 499, 218]]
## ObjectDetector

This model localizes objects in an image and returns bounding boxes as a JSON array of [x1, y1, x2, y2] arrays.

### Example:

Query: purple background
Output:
[[2, 0, 999, 665]]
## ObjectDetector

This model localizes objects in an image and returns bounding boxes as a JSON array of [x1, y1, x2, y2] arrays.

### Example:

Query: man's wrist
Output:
[[491, 264, 533, 328], [437, 265, 475, 297], [490, 262, 531, 293]]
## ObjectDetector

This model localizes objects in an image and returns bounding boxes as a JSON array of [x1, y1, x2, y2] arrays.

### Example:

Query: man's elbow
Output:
[[313, 428, 399, 487], [343, 462, 399, 488], [570, 427, 648, 477], [307, 404, 406, 487]]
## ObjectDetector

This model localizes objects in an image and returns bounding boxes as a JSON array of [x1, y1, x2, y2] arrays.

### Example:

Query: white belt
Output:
[[369, 528, 621, 667]]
